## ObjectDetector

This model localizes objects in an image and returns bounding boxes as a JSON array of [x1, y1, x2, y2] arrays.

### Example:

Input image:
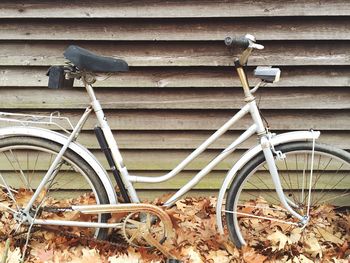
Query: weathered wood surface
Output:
[[1, 18, 349, 41], [4, 171, 347, 190], [0, 87, 349, 110], [74, 131, 350, 150], [0, 41, 349, 67], [0, 110, 348, 130], [0, 1, 348, 196], [1, 67, 350, 88], [2, 149, 347, 171], [1, 1, 349, 18]]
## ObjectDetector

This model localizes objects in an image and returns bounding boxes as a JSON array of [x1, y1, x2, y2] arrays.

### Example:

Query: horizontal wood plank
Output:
[[0, 149, 247, 171], [0, 109, 349, 130], [0, 18, 349, 41], [74, 131, 350, 150], [0, 87, 348, 110], [2, 150, 348, 171], [4, 171, 347, 190], [131, 172, 350, 190], [0, 41, 349, 67], [1, 1, 349, 18], [1, 66, 350, 88]]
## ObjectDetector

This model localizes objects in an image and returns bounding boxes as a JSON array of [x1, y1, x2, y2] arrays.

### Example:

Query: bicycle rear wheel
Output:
[[0, 136, 110, 240], [226, 142, 350, 250]]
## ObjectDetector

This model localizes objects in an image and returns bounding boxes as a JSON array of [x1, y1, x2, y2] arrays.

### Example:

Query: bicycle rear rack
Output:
[[0, 111, 74, 134]]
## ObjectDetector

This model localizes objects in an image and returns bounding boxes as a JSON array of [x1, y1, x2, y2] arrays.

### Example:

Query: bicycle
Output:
[[0, 34, 348, 261]]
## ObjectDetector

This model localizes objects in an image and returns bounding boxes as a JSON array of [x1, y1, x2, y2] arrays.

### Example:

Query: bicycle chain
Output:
[[39, 225, 129, 250]]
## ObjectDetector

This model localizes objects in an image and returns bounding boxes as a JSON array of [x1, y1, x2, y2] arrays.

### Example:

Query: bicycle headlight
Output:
[[254, 66, 281, 83]]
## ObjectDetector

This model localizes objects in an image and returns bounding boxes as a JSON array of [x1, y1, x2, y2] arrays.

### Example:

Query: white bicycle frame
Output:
[[0, 35, 321, 234]]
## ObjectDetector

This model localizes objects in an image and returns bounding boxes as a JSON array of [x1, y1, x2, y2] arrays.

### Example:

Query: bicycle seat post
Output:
[[235, 62, 255, 102]]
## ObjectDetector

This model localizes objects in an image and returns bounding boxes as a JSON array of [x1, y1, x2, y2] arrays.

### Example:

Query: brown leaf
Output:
[[32, 248, 54, 262], [181, 246, 204, 263], [206, 249, 231, 263], [242, 246, 267, 263], [316, 226, 344, 245], [304, 236, 322, 258], [267, 230, 289, 250]]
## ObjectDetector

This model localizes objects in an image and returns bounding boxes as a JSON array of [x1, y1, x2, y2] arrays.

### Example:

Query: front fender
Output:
[[216, 130, 320, 234], [0, 126, 117, 204]]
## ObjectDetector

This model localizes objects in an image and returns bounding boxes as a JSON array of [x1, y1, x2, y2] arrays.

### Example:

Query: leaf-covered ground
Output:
[[0, 195, 349, 262]]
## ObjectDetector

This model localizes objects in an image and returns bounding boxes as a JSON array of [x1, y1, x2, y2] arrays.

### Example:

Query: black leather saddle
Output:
[[64, 45, 129, 73]]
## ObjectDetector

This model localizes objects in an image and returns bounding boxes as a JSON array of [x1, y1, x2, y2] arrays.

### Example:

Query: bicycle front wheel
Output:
[[0, 136, 110, 240], [226, 142, 350, 250]]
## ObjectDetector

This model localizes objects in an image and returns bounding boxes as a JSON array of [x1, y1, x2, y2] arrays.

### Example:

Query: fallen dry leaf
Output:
[[267, 230, 289, 250], [294, 254, 314, 263], [316, 226, 344, 245], [182, 246, 204, 263], [206, 249, 231, 263], [32, 247, 54, 262], [304, 236, 323, 258], [0, 195, 348, 262], [242, 246, 267, 263], [6, 247, 22, 263]]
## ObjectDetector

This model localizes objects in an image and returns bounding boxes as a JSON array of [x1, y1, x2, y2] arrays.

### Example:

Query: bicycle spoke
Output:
[[0, 201, 17, 213], [300, 153, 309, 205], [3, 151, 31, 191], [313, 162, 345, 206], [0, 184, 18, 194], [0, 172, 19, 210], [237, 203, 287, 213], [30, 151, 40, 186], [10, 149, 33, 191], [318, 191, 350, 205], [246, 180, 280, 204], [282, 158, 298, 205], [309, 157, 333, 205]]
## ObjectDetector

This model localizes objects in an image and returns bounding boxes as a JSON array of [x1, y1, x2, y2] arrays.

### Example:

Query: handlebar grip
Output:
[[224, 36, 250, 49]]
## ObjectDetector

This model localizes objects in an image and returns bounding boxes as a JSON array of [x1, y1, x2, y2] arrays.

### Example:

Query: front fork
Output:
[[235, 60, 309, 226], [260, 135, 309, 226]]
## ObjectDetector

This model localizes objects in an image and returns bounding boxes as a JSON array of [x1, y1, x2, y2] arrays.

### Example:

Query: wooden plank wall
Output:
[[0, 1, 349, 199]]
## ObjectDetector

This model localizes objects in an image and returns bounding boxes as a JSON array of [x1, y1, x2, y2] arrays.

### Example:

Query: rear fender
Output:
[[0, 126, 117, 204]]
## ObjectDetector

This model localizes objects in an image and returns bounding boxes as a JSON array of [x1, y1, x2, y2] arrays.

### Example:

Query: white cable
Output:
[[306, 131, 316, 217], [223, 209, 299, 226]]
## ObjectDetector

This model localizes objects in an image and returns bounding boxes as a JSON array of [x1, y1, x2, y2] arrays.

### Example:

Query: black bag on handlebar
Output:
[[47, 66, 74, 89]]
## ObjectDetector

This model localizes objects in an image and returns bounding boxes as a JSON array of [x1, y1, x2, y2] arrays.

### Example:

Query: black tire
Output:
[[226, 142, 350, 248], [0, 136, 110, 240]]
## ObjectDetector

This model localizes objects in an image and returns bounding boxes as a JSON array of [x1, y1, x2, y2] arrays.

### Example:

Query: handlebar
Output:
[[224, 36, 250, 49], [224, 34, 264, 66]]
